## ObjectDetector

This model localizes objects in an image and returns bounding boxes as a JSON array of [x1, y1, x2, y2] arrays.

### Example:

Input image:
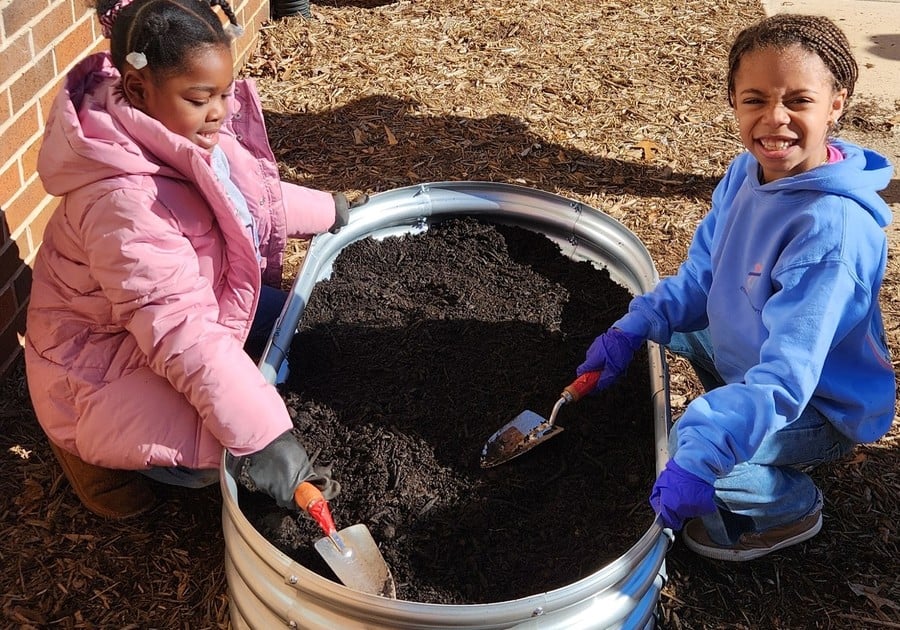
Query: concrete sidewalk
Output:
[[762, 0, 900, 105]]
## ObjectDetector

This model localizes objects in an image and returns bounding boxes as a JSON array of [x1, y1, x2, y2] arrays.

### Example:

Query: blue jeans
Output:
[[141, 285, 288, 489], [667, 330, 855, 543], [244, 284, 289, 360], [140, 466, 220, 488]]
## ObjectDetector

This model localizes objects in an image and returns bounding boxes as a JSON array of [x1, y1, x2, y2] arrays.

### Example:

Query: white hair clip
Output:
[[224, 22, 244, 40], [125, 51, 148, 69]]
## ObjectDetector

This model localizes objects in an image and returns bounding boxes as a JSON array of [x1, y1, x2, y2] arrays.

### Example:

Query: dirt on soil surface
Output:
[[239, 217, 657, 604]]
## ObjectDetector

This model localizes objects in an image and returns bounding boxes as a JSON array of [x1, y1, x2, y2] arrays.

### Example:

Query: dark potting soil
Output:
[[239, 216, 657, 604]]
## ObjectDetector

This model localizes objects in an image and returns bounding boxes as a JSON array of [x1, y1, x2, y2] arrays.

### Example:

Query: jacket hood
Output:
[[744, 139, 894, 228], [38, 53, 214, 196]]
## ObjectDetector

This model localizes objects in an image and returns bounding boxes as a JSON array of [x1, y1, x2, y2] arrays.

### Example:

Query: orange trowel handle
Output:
[[562, 370, 601, 402], [294, 481, 337, 537]]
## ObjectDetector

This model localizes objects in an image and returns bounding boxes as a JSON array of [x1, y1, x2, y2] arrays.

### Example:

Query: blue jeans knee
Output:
[[666, 340, 856, 543]]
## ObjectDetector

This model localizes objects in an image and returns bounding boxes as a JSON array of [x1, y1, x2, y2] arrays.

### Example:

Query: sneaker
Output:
[[682, 509, 822, 561]]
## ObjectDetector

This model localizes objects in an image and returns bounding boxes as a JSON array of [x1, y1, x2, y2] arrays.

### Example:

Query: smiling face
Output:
[[123, 43, 235, 151], [730, 44, 847, 183]]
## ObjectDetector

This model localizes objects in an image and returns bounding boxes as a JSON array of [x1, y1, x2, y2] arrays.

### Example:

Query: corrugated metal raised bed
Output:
[[221, 181, 673, 629]]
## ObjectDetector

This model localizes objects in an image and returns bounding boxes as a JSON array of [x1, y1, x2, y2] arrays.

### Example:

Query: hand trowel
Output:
[[480, 370, 601, 468], [294, 481, 397, 599]]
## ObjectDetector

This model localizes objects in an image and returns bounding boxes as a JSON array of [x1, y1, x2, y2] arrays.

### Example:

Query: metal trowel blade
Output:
[[480, 409, 564, 468], [314, 523, 398, 599]]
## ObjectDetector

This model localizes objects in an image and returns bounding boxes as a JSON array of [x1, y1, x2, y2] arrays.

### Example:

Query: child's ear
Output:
[[830, 87, 848, 125], [122, 69, 148, 110]]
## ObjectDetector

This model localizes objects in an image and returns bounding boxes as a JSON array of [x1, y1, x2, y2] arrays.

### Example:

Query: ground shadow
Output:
[[866, 33, 900, 62], [0, 211, 31, 379], [882, 178, 900, 205], [313, 0, 397, 7], [264, 94, 720, 201], [287, 319, 636, 466], [275, 314, 654, 602]]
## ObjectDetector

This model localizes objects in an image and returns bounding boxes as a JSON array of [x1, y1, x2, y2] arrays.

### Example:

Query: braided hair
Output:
[[93, 0, 242, 77], [726, 13, 858, 106]]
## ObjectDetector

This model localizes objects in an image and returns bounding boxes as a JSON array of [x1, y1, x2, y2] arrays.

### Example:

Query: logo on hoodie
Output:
[[740, 262, 764, 313]]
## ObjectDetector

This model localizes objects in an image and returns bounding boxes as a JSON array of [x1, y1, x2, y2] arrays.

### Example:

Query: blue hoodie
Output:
[[616, 139, 895, 482]]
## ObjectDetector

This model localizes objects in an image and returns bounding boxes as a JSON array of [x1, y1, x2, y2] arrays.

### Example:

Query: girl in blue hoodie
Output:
[[579, 14, 895, 561]]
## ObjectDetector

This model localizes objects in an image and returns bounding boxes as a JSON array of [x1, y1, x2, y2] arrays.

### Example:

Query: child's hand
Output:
[[243, 430, 340, 508], [649, 460, 716, 530], [576, 328, 644, 392], [330, 192, 369, 233]]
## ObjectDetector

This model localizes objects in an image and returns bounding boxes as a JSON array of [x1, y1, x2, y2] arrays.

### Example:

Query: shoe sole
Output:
[[683, 512, 822, 562]]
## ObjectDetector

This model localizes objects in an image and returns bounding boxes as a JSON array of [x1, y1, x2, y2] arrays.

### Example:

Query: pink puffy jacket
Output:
[[25, 53, 335, 470]]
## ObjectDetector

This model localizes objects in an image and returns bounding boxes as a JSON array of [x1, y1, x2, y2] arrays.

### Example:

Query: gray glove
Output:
[[243, 430, 340, 509], [330, 192, 369, 233]]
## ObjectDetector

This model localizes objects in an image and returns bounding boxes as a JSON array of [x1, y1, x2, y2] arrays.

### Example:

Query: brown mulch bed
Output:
[[2, 0, 898, 627]]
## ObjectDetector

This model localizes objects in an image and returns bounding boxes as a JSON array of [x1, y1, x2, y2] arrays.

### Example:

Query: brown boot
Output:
[[49, 441, 157, 519]]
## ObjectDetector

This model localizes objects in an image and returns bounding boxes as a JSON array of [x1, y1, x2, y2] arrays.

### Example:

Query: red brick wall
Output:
[[0, 0, 270, 378]]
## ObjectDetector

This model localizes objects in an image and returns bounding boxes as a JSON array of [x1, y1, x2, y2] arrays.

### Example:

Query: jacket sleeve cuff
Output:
[[671, 444, 720, 485], [612, 309, 651, 339], [280, 183, 338, 238]]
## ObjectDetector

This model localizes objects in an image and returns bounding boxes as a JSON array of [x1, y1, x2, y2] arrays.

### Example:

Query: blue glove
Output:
[[576, 328, 644, 391], [649, 460, 717, 530]]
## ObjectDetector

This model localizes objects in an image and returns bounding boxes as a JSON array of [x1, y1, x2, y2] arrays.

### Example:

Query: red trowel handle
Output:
[[294, 481, 337, 537], [562, 370, 601, 402]]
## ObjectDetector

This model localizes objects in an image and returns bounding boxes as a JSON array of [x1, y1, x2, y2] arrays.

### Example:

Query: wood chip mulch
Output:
[[2, 0, 898, 627]]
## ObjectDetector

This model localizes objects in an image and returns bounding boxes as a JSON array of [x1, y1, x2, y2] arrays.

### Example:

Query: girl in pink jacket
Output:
[[25, 0, 343, 519]]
